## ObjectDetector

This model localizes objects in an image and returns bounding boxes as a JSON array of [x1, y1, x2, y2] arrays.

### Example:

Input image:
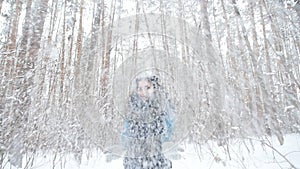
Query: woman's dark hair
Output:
[[135, 75, 160, 90], [149, 75, 160, 89]]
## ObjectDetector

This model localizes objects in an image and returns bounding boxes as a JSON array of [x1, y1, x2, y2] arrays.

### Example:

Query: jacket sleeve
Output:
[[162, 100, 175, 142], [121, 120, 130, 147]]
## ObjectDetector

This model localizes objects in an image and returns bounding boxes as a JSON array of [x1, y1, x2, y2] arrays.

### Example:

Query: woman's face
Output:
[[137, 79, 154, 100]]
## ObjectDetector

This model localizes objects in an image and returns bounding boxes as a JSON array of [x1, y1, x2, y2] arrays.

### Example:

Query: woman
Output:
[[122, 75, 175, 169]]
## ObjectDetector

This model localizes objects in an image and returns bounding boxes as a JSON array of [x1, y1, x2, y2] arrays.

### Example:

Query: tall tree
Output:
[[0, 1, 2, 13], [259, 0, 272, 84], [59, 0, 67, 102], [48, 0, 59, 40], [0, 1, 21, 167], [220, 0, 236, 73], [200, 0, 212, 41], [247, 1, 261, 132], [5, 0, 49, 167], [2, 0, 22, 105], [6, 0, 22, 53], [100, 0, 116, 103], [86, 0, 102, 95], [74, 0, 84, 92]]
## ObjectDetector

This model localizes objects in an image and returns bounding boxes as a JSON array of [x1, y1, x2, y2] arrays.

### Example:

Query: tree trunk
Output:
[[48, 0, 58, 40], [60, 0, 67, 102], [259, 0, 272, 83], [2, 0, 22, 102], [6, 0, 49, 167], [232, 0, 267, 131], [4, 2, 23, 167], [248, 1, 263, 133], [28, 0, 49, 59], [7, 0, 22, 52], [200, 0, 212, 41], [100, 0, 115, 99], [74, 0, 84, 90], [0, 0, 3, 13], [176, 0, 187, 62], [211, 1, 225, 68], [86, 0, 102, 95], [221, 0, 236, 71]]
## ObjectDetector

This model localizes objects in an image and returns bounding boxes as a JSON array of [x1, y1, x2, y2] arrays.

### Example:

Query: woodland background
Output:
[[0, 0, 300, 168]]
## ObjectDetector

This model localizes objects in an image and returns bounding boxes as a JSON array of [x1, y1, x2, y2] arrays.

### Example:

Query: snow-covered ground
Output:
[[3, 134, 300, 169]]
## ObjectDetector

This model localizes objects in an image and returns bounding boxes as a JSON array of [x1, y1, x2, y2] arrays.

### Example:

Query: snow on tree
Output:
[[0, 0, 299, 168]]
